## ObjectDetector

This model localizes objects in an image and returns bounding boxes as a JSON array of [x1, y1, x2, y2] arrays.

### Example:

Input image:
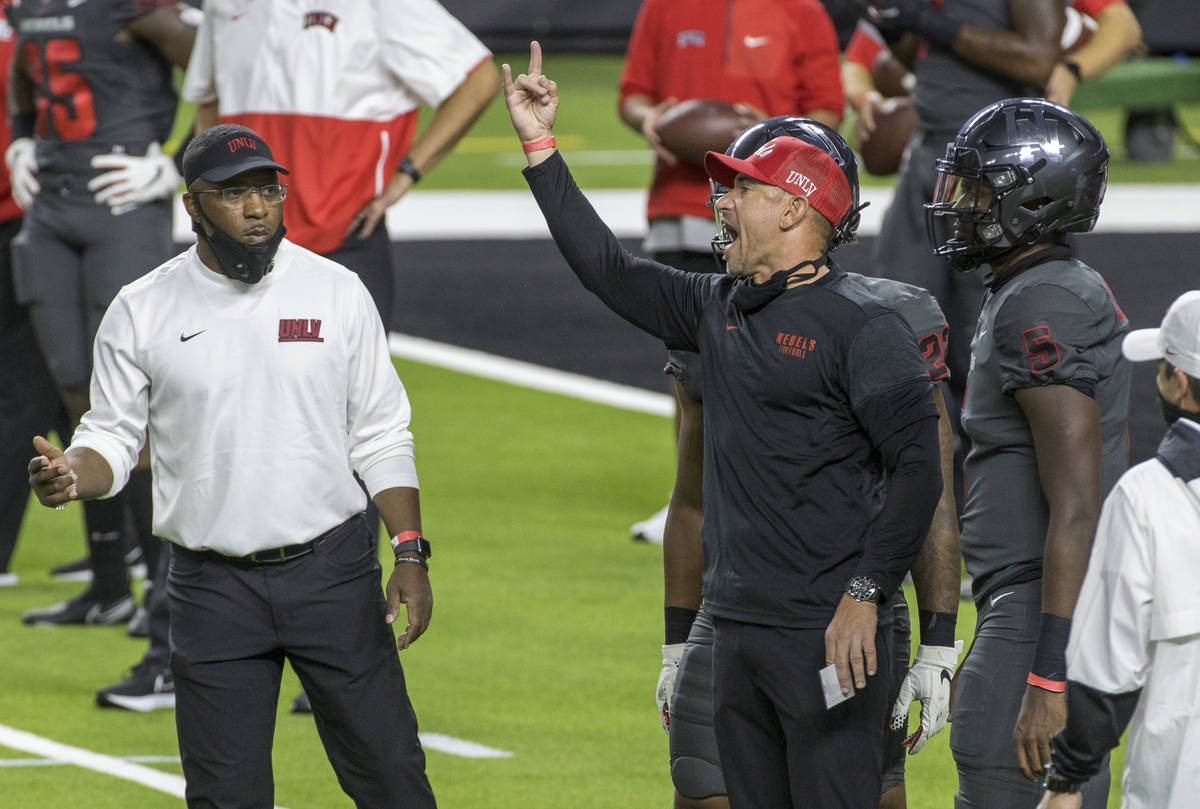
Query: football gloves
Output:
[[5, 137, 39, 210], [889, 641, 962, 754], [88, 142, 181, 208], [656, 643, 684, 734]]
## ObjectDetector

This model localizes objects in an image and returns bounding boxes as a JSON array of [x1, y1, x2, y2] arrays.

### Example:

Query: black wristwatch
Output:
[[1043, 763, 1082, 794], [846, 575, 883, 604], [1061, 59, 1083, 82], [393, 535, 432, 560], [397, 155, 422, 184]]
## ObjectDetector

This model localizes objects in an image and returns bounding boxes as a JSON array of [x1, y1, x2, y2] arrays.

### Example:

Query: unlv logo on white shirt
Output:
[[303, 10, 338, 31]]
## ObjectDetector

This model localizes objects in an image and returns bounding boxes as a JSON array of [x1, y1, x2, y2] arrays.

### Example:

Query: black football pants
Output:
[[167, 514, 435, 809]]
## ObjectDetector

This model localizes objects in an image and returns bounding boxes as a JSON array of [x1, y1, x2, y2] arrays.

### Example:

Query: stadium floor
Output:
[[394, 231, 1200, 465]]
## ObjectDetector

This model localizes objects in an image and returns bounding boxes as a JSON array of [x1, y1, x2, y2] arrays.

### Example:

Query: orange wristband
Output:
[[1026, 673, 1066, 693], [522, 136, 556, 154]]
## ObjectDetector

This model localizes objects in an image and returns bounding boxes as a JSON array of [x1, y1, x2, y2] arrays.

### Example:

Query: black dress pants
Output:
[[712, 616, 893, 809], [167, 514, 435, 809]]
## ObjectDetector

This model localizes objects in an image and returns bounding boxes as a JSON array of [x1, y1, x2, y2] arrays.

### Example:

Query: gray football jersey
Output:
[[850, 273, 950, 382], [8, 0, 178, 175], [913, 0, 1038, 139], [847, 273, 949, 547], [961, 258, 1130, 596]]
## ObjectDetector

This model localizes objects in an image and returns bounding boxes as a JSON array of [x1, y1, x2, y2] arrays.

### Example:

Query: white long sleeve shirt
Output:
[[72, 240, 418, 555], [1065, 418, 1200, 809]]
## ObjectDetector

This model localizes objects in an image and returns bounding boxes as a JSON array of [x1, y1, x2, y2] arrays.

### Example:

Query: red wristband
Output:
[[1026, 673, 1066, 693], [391, 530, 422, 546], [522, 136, 556, 154]]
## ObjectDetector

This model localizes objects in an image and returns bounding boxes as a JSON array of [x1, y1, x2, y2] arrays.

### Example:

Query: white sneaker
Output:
[[631, 504, 669, 545], [0, 572, 18, 587]]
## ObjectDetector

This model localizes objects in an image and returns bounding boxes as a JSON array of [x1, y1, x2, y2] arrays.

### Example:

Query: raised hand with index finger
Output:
[[502, 41, 559, 159]]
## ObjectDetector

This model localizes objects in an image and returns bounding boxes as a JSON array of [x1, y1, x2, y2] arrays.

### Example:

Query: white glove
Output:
[[88, 141, 181, 208], [5, 137, 39, 210], [656, 643, 684, 734], [889, 641, 962, 754]]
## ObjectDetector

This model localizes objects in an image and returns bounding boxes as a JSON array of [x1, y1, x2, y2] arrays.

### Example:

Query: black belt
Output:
[[177, 514, 361, 567]]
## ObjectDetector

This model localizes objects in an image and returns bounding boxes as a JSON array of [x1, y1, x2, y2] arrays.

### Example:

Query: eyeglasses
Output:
[[191, 184, 288, 205]]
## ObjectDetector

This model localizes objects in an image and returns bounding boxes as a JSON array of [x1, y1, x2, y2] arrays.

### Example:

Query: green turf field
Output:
[[0, 358, 1129, 807], [6, 49, 1151, 808], [416, 52, 1200, 191]]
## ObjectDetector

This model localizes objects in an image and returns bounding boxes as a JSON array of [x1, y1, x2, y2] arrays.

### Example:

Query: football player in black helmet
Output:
[[929, 98, 1130, 809], [659, 117, 964, 809], [925, 97, 1108, 274]]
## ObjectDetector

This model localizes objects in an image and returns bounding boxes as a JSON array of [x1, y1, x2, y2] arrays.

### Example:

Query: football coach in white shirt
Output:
[[27, 124, 438, 809]]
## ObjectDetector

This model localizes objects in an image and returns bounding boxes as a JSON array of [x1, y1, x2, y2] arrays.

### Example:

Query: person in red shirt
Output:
[[618, 0, 844, 548]]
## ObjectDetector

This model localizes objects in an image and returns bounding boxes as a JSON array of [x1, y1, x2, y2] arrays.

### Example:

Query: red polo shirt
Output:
[[620, 0, 843, 222]]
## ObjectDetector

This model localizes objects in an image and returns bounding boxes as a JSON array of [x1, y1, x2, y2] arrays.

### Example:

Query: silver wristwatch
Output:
[[846, 575, 883, 604]]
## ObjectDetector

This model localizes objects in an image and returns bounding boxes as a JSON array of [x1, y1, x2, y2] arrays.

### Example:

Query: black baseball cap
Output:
[[183, 125, 290, 186]]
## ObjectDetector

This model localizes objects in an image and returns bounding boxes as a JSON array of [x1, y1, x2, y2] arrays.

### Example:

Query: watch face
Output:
[[848, 576, 880, 602]]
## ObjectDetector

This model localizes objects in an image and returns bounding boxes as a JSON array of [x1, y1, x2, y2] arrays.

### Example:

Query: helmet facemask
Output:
[[927, 146, 1006, 272], [708, 178, 734, 265]]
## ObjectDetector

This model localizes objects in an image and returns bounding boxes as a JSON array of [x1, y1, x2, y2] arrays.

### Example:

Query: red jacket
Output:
[[619, 0, 843, 222]]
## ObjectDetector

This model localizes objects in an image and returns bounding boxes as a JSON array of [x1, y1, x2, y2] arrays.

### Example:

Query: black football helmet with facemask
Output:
[[709, 115, 867, 263], [925, 98, 1109, 272]]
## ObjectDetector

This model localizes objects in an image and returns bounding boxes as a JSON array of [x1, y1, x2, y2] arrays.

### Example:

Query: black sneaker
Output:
[[290, 690, 313, 714], [96, 661, 175, 712], [22, 590, 136, 626]]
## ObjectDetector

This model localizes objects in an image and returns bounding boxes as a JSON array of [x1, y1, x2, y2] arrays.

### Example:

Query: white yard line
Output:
[[388, 333, 674, 417], [419, 733, 513, 759], [0, 754, 181, 767], [0, 723, 259, 806], [0, 723, 511, 805]]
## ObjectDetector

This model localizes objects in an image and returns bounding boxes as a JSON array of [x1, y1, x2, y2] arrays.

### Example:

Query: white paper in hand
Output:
[[820, 663, 854, 709]]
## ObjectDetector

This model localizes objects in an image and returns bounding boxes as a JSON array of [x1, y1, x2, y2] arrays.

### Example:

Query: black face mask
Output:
[[730, 254, 827, 313], [1158, 389, 1193, 427], [193, 203, 286, 284]]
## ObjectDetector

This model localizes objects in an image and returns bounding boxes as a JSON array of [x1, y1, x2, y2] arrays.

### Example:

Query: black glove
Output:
[[866, 0, 961, 50]]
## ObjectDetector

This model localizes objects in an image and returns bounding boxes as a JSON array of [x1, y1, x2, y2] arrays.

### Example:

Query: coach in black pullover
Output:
[[504, 44, 941, 808]]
